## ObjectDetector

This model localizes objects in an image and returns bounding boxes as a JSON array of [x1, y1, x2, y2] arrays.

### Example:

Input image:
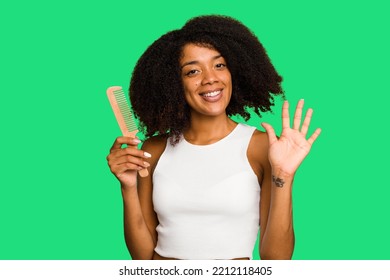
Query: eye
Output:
[[215, 63, 227, 69], [185, 69, 200, 76]]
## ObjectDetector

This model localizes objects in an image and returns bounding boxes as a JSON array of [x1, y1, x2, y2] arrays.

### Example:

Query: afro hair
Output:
[[130, 15, 284, 143]]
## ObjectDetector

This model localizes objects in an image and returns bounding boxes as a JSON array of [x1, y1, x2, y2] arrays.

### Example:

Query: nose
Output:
[[201, 68, 218, 85]]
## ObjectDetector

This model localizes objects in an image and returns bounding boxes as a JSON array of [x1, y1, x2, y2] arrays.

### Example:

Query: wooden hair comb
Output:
[[106, 86, 148, 177]]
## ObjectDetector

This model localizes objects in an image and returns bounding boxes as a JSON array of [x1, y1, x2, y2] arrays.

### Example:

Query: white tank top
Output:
[[153, 123, 260, 259]]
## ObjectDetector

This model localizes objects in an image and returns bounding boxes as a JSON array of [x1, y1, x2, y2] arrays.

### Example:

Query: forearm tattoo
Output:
[[272, 175, 285, 188]]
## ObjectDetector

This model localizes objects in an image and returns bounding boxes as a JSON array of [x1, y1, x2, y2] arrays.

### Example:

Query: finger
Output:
[[261, 122, 278, 145], [107, 146, 151, 163], [307, 128, 322, 145], [119, 147, 152, 159], [282, 100, 290, 129], [293, 99, 304, 130], [112, 154, 151, 168], [301, 108, 313, 136], [110, 136, 141, 152], [112, 162, 144, 175], [108, 153, 150, 176]]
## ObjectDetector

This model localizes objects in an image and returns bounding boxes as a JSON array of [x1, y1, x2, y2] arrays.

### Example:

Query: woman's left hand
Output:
[[261, 99, 321, 176]]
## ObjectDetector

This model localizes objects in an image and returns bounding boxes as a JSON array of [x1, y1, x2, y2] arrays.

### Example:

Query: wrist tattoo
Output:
[[272, 175, 285, 188]]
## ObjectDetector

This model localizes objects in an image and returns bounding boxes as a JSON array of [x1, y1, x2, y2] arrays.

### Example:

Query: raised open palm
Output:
[[261, 100, 321, 176]]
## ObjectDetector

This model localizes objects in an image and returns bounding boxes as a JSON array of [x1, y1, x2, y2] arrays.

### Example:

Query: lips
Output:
[[200, 89, 223, 102]]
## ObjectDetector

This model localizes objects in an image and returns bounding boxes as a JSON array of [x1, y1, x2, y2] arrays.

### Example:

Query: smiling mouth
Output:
[[200, 90, 222, 97]]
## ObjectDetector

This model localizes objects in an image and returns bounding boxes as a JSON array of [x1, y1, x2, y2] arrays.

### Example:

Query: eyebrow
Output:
[[180, 55, 223, 69]]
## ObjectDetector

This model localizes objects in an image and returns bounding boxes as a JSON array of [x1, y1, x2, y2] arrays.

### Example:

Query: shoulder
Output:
[[247, 128, 270, 179], [249, 128, 269, 151], [141, 134, 169, 173], [142, 134, 168, 151]]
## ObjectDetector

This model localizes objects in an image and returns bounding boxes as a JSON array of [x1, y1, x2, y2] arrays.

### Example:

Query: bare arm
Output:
[[259, 164, 295, 259], [121, 181, 156, 259], [258, 100, 321, 259], [107, 136, 165, 259]]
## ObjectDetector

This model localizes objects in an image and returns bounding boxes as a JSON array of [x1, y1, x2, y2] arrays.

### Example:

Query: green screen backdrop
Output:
[[1, 0, 389, 260]]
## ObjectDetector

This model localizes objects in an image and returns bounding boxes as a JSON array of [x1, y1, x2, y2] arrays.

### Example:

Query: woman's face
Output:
[[180, 43, 232, 118]]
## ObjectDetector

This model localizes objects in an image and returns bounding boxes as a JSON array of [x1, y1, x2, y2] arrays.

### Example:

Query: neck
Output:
[[183, 113, 237, 145]]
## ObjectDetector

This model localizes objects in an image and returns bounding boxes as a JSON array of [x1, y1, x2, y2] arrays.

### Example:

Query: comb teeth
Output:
[[112, 88, 138, 132]]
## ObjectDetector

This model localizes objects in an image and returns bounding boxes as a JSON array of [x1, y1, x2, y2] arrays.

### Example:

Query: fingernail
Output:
[[144, 152, 152, 158], [133, 139, 141, 144], [143, 161, 150, 167]]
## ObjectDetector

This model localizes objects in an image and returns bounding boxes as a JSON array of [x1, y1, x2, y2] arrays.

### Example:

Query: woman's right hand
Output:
[[106, 136, 151, 188]]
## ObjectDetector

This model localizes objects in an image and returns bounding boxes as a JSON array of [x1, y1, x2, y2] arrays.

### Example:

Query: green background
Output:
[[1, 0, 389, 260]]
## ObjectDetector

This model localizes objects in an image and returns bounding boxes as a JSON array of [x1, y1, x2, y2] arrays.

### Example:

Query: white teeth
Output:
[[203, 90, 221, 97]]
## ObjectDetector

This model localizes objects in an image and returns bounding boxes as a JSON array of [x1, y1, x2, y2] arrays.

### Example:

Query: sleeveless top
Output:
[[152, 123, 260, 259]]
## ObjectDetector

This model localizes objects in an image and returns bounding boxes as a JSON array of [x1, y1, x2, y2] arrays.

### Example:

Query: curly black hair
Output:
[[129, 15, 284, 143]]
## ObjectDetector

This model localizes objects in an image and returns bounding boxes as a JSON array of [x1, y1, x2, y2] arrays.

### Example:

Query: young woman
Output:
[[107, 15, 321, 260]]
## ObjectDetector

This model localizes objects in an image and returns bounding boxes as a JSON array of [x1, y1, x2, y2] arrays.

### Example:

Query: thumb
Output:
[[261, 122, 278, 145]]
